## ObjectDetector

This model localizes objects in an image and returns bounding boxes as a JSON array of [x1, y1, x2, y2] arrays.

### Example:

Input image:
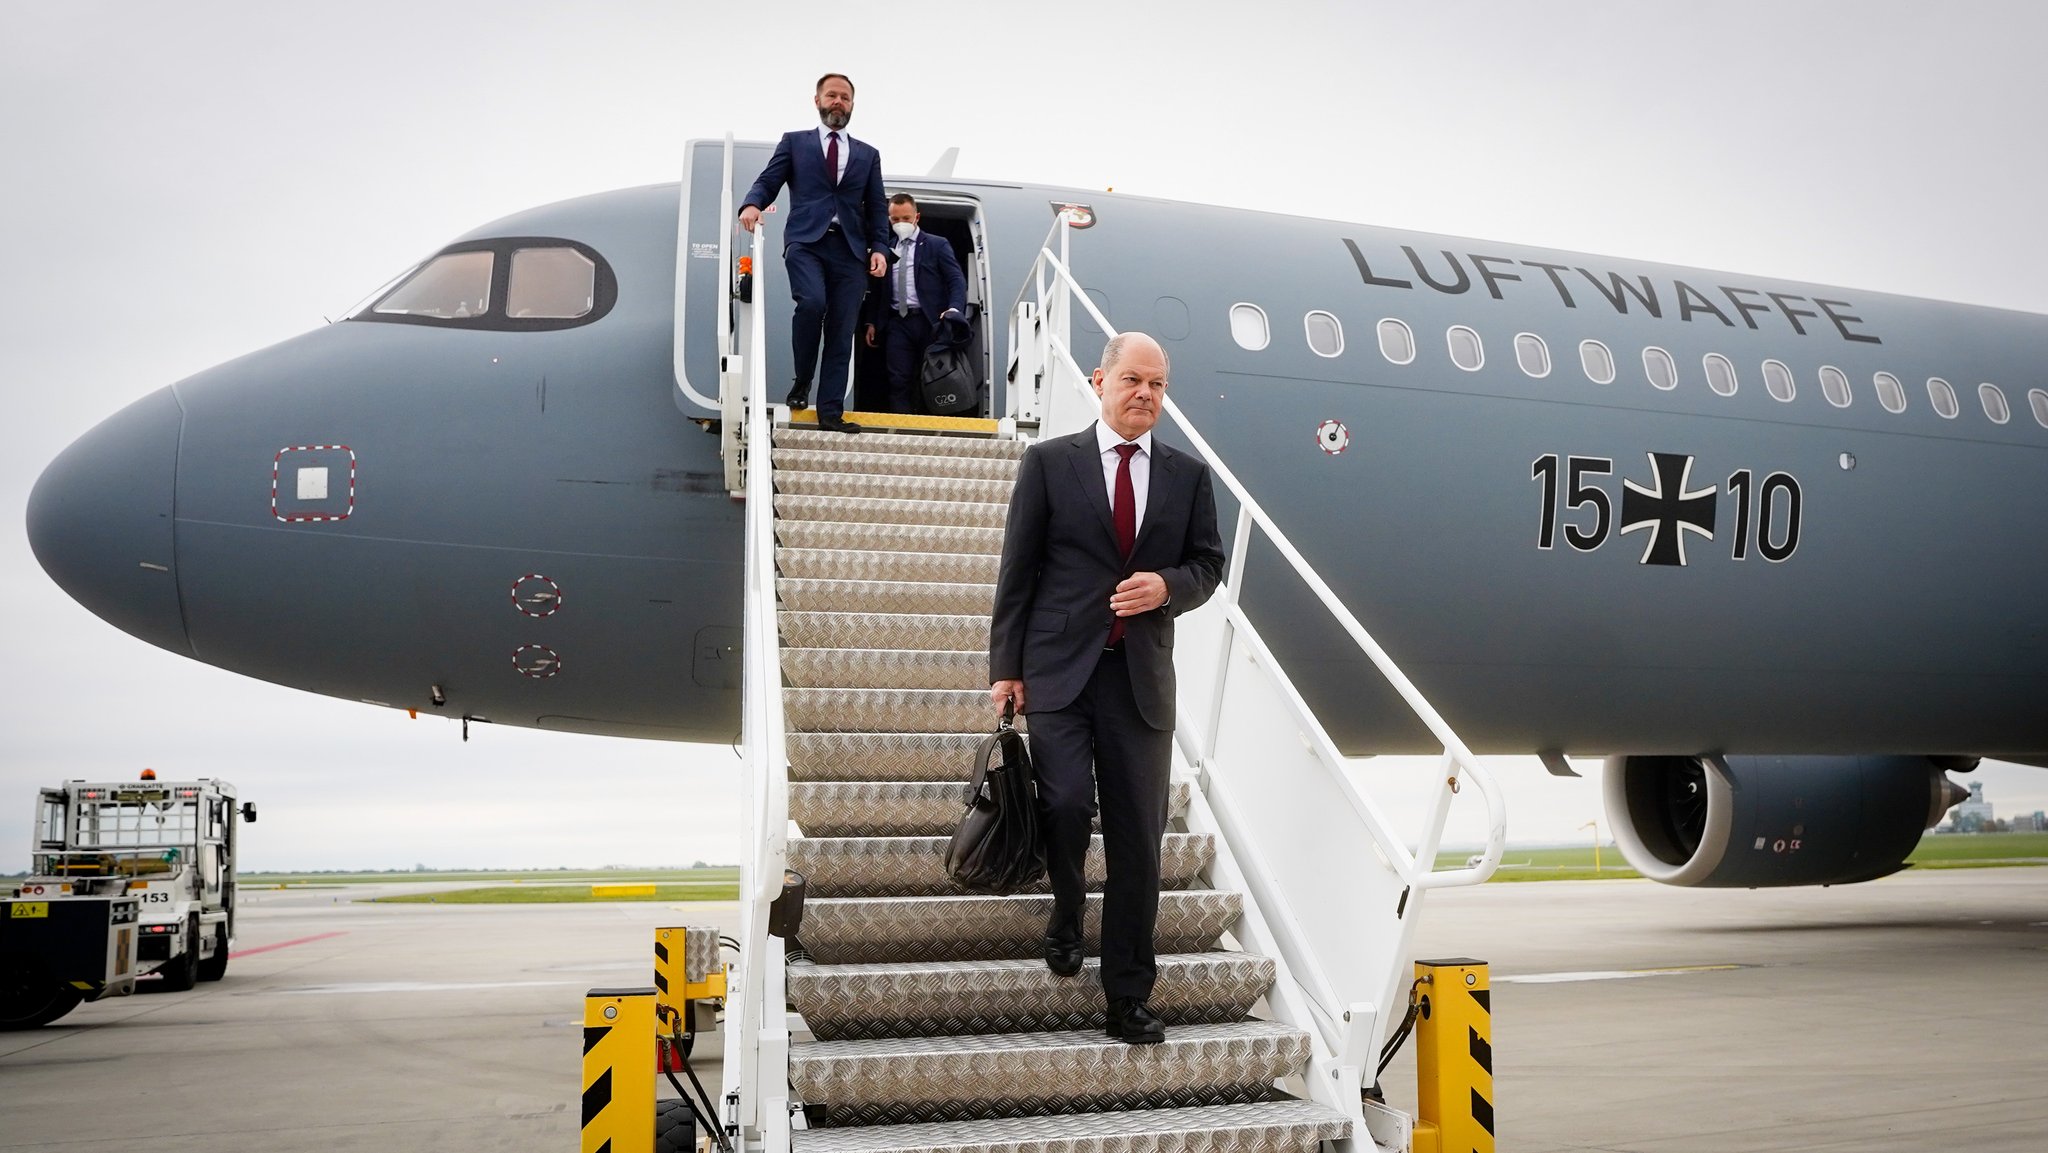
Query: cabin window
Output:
[[1447, 326, 1484, 371], [1819, 365, 1852, 408], [1579, 339, 1615, 384], [507, 247, 597, 319], [1979, 382, 2011, 424], [1762, 359, 1795, 402], [1703, 353, 1738, 397], [1514, 333, 1551, 378], [1304, 311, 1343, 358], [2030, 388, 2048, 429], [1229, 303, 1270, 351], [1927, 377, 1959, 419], [1376, 318, 1416, 365], [1642, 346, 1677, 391], [1873, 372, 1907, 414], [373, 251, 493, 319]]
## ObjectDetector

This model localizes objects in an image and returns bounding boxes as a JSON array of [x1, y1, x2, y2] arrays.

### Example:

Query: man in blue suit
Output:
[[738, 73, 889, 434], [863, 193, 967, 413]]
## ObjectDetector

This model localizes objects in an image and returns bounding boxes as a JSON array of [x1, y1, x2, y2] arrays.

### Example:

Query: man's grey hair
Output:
[[1099, 332, 1169, 376]]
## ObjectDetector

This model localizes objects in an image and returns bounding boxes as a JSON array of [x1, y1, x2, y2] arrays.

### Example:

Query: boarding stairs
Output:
[[710, 159, 1504, 1153]]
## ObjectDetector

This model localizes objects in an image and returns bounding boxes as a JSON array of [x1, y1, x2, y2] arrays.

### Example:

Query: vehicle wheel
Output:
[[655, 1098, 697, 1153], [154, 916, 200, 992], [196, 925, 228, 982], [0, 958, 83, 1030]]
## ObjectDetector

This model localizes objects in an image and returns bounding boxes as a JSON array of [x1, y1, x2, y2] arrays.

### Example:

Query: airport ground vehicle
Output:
[[1, 772, 254, 1028]]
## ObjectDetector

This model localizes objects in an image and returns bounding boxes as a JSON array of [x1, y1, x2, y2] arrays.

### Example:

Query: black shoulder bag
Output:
[[943, 703, 1046, 894]]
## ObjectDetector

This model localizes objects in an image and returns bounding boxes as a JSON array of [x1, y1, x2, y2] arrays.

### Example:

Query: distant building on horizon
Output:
[[1951, 781, 1995, 832]]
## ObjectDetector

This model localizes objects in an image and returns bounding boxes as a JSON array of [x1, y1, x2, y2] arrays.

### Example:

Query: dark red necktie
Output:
[[825, 132, 840, 185], [1107, 443, 1138, 647]]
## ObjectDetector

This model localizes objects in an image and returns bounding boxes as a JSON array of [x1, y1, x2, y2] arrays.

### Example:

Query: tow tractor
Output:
[[1, 770, 255, 1029]]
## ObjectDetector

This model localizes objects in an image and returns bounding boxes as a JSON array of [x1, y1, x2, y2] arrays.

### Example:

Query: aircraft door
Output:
[[676, 138, 792, 415]]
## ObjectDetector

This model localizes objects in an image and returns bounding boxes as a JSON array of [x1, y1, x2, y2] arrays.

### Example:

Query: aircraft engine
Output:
[[1602, 755, 1971, 887]]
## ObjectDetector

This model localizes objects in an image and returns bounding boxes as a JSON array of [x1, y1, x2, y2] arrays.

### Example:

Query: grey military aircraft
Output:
[[26, 140, 2048, 889]]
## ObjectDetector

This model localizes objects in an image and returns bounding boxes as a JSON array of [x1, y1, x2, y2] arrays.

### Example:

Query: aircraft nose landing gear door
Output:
[[676, 136, 789, 491]]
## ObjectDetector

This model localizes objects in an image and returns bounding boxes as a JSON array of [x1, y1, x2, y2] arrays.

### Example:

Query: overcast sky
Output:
[[3, 2, 2045, 870]]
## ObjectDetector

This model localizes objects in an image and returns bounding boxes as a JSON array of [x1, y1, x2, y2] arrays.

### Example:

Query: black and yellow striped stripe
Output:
[[582, 987, 656, 1153], [1413, 958, 1494, 1153]]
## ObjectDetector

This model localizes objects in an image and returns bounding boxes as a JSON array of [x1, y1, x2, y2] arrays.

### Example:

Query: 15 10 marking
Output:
[[1532, 453, 1802, 566]]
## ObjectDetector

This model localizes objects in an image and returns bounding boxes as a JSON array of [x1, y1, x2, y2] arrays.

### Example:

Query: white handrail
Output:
[[729, 204, 792, 1152]]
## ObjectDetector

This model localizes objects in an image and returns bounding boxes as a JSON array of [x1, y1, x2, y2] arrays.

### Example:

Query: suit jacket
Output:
[[741, 129, 889, 263], [989, 426, 1226, 730], [865, 231, 968, 327]]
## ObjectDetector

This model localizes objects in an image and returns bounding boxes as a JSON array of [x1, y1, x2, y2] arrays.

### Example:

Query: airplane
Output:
[[26, 138, 2048, 892]]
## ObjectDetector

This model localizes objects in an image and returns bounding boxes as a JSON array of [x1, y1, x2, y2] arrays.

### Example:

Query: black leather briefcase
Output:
[[943, 704, 1045, 894]]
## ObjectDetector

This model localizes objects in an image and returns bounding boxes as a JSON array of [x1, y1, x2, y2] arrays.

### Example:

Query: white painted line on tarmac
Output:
[[268, 979, 581, 995], [1499, 964, 1743, 984]]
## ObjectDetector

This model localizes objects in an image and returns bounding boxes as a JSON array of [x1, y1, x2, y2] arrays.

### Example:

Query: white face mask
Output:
[[891, 221, 917, 240]]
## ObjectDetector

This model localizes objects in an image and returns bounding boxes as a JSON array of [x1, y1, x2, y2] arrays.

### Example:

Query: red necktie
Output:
[[1107, 443, 1138, 647], [825, 132, 840, 185]]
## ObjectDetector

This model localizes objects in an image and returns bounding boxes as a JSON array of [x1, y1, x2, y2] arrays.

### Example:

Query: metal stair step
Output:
[[775, 427, 1026, 460], [783, 649, 988, 692], [788, 951, 1275, 1040], [779, 578, 994, 617], [790, 781, 1192, 839], [774, 448, 1020, 483], [776, 494, 1007, 530], [778, 548, 998, 586], [776, 521, 1005, 558], [789, 832, 1210, 897], [788, 1099, 1349, 1153], [797, 890, 1241, 964], [780, 613, 988, 654], [784, 688, 993, 734], [786, 733, 994, 782], [777, 470, 1014, 506], [789, 1020, 1311, 1126]]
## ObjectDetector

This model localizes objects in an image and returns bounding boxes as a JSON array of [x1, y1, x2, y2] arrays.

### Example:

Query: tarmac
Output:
[[1, 867, 2043, 1152]]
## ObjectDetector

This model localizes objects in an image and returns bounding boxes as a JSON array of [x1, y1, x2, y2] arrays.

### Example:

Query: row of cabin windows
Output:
[[1226, 303, 2048, 431]]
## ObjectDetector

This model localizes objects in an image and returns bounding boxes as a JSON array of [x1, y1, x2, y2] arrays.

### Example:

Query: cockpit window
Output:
[[508, 247, 597, 319], [373, 251, 493, 319], [352, 236, 616, 331]]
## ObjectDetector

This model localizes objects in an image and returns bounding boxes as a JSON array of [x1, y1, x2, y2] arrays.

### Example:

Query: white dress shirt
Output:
[[814, 125, 850, 181], [1094, 421, 1153, 530], [815, 126, 849, 228]]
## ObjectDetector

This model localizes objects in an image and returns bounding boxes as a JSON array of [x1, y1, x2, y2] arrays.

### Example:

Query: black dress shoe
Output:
[[1105, 997, 1166, 1044], [1043, 936, 1083, 977], [785, 381, 811, 411], [818, 416, 862, 435]]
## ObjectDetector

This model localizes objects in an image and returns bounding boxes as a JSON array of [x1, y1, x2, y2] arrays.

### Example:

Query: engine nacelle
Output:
[[1603, 755, 1969, 887]]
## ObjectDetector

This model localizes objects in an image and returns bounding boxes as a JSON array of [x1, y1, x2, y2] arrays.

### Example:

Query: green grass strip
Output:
[[369, 883, 741, 905]]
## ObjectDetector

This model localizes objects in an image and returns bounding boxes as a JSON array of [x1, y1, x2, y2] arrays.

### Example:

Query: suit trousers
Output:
[[785, 229, 868, 420], [881, 310, 935, 414], [1027, 647, 1173, 1004]]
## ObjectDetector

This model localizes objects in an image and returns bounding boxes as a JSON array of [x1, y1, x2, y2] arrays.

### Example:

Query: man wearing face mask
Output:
[[738, 73, 890, 434], [863, 194, 967, 414]]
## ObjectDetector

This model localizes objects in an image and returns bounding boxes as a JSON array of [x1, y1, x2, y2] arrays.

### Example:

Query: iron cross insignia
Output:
[[1619, 452, 1717, 566]]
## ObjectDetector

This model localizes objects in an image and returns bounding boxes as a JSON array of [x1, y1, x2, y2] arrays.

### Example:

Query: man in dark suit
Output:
[[863, 193, 967, 413], [738, 73, 889, 434], [988, 332, 1226, 1044]]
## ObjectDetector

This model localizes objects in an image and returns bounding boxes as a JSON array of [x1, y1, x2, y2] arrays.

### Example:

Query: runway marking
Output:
[[230, 930, 348, 958], [272, 979, 580, 995], [1499, 964, 1743, 984]]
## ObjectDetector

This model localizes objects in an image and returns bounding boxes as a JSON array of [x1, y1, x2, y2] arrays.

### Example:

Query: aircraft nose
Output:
[[26, 386, 192, 656]]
